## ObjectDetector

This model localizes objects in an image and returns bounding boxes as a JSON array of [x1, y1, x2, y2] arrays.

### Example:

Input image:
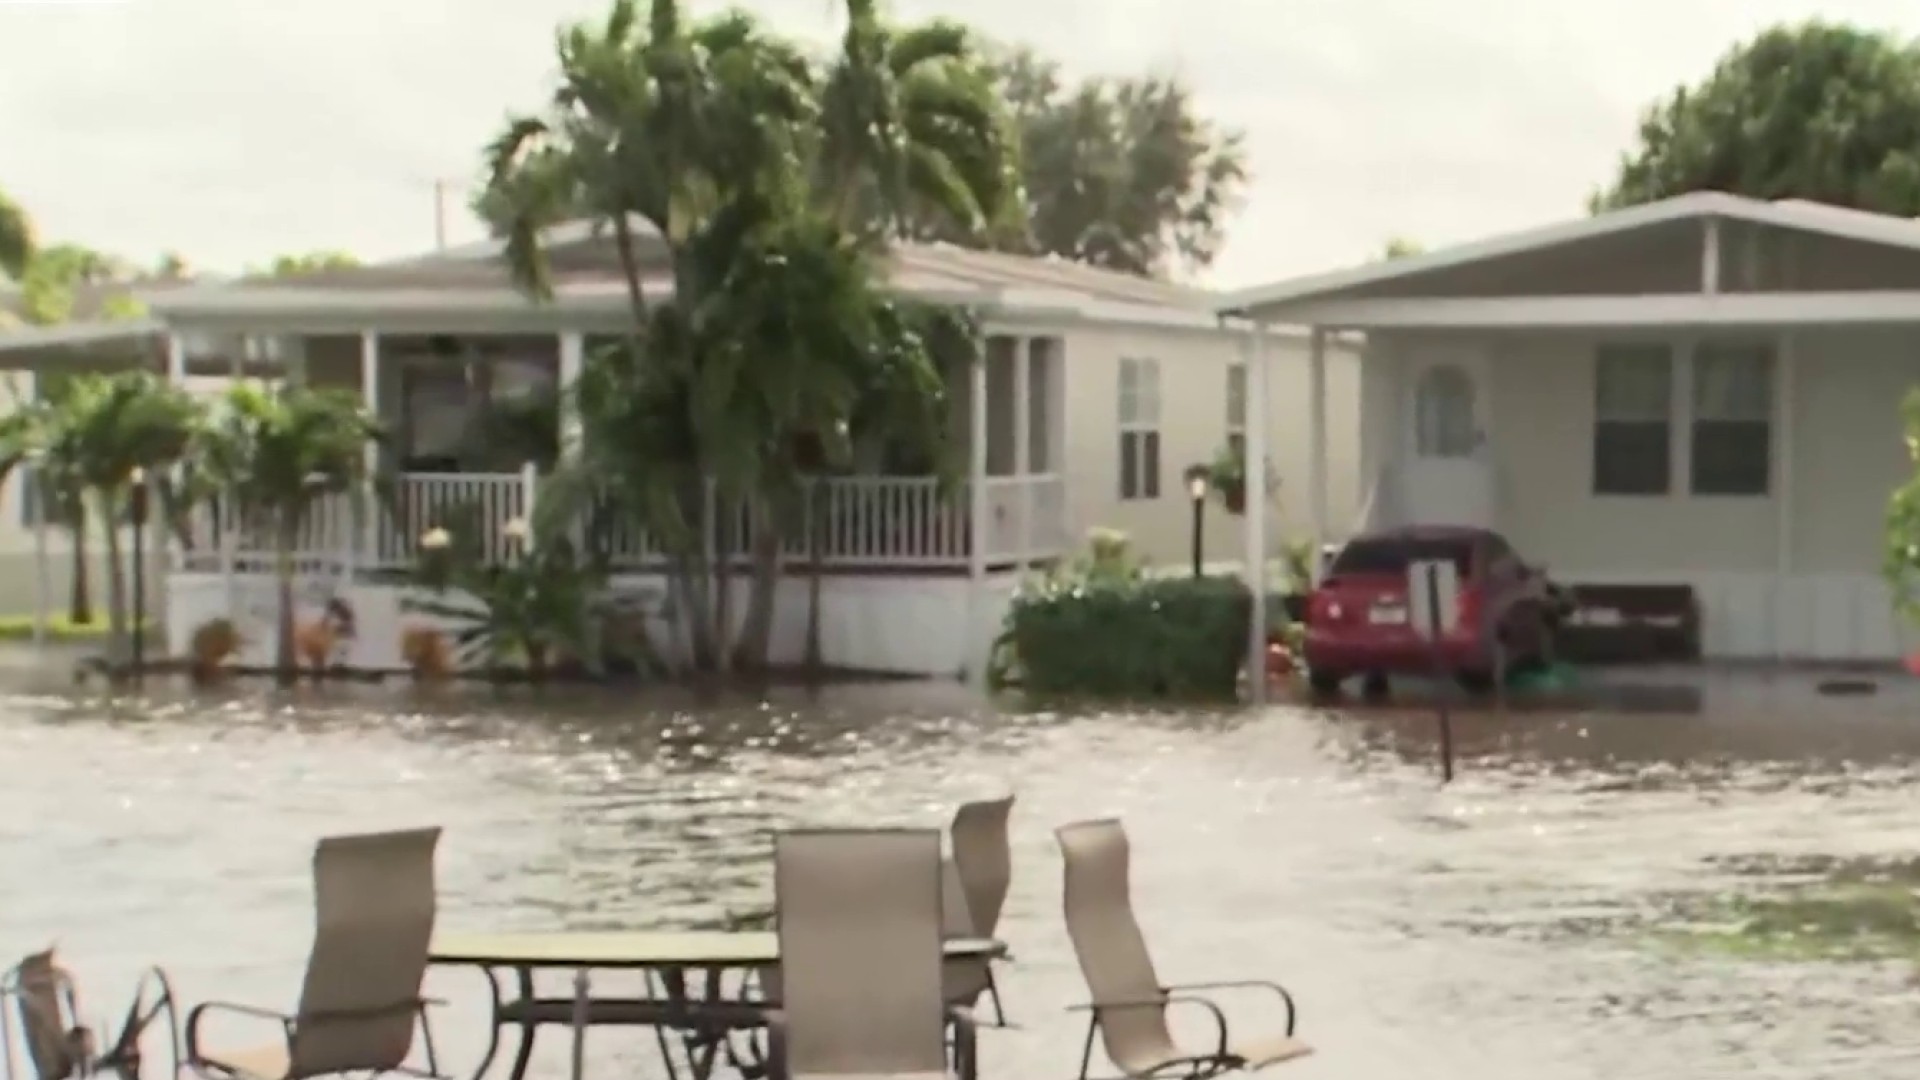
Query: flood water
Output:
[[5, 666, 1920, 1079]]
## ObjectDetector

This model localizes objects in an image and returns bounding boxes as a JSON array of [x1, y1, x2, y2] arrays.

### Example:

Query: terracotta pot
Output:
[[1222, 483, 1247, 515]]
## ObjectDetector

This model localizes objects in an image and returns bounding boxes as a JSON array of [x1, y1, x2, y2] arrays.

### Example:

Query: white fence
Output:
[[176, 471, 1070, 574]]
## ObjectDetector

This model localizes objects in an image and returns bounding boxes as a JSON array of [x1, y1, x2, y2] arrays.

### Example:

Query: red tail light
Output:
[[1455, 585, 1481, 632], [1309, 589, 1347, 625]]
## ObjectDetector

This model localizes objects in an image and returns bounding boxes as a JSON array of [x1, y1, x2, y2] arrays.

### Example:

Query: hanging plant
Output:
[[1201, 442, 1277, 516]]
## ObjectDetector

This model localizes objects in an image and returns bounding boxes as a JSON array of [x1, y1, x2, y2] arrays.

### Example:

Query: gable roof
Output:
[[1218, 191, 1920, 317]]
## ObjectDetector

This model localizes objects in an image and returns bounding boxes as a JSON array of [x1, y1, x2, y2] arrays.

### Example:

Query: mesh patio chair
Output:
[[768, 828, 975, 1080], [1055, 820, 1309, 1080], [185, 827, 447, 1080], [2, 949, 180, 1080], [944, 796, 1015, 1026]]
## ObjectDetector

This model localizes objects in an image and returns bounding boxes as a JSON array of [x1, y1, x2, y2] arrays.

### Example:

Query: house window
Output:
[[1225, 363, 1247, 459], [1592, 344, 1673, 495], [1413, 364, 1477, 458], [1118, 357, 1161, 500], [1691, 342, 1773, 496]]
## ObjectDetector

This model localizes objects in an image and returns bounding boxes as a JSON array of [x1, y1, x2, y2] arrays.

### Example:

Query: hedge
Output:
[[999, 574, 1252, 700], [0, 614, 155, 643]]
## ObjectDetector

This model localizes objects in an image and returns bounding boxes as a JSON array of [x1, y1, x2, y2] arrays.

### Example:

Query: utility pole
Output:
[[432, 179, 451, 251]]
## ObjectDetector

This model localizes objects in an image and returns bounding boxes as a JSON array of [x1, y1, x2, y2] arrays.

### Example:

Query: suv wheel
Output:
[[1308, 669, 1345, 697]]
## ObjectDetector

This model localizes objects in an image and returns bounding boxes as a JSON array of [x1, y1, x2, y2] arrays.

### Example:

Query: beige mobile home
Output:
[[1222, 191, 1920, 663], [137, 226, 1359, 678]]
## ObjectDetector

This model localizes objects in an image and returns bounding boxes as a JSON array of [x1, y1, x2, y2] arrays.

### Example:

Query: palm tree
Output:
[[46, 374, 202, 661], [484, 0, 1009, 674], [195, 384, 381, 685], [1, 377, 206, 649], [816, 0, 1019, 243], [484, 0, 818, 671]]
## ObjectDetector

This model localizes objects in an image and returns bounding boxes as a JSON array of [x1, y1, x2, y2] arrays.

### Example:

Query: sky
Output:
[[3, 0, 1919, 289]]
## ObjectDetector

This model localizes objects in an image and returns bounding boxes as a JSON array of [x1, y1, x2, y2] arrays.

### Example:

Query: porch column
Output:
[[1701, 218, 1722, 294], [1308, 327, 1329, 583], [966, 350, 990, 684], [558, 331, 585, 458], [360, 330, 380, 567], [162, 334, 188, 583], [165, 333, 187, 385], [1775, 331, 1795, 661], [1244, 322, 1270, 706], [1014, 337, 1033, 564]]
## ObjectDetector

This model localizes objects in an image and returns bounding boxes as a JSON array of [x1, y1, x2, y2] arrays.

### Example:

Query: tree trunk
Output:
[[732, 496, 783, 671], [803, 484, 826, 676], [67, 501, 91, 625], [99, 491, 128, 668], [711, 493, 734, 675], [679, 480, 720, 672], [274, 521, 298, 687]]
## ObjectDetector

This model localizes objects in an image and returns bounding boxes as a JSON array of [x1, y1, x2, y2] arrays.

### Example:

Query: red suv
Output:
[[1302, 525, 1561, 697]]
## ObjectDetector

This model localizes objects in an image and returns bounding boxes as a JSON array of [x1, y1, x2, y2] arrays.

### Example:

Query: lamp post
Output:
[[26, 449, 47, 651], [1183, 465, 1210, 578], [128, 466, 149, 679]]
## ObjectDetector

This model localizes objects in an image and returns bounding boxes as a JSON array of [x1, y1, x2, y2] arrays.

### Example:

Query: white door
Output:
[[1399, 347, 1495, 527]]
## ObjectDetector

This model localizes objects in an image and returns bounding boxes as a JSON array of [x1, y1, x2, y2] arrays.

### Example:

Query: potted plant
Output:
[[1206, 443, 1248, 514]]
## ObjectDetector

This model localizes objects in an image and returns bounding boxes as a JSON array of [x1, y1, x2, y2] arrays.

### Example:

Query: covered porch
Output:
[[1221, 191, 1920, 667], [159, 324, 1072, 576]]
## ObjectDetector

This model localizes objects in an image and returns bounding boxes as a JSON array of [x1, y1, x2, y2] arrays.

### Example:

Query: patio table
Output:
[[430, 931, 1005, 1080]]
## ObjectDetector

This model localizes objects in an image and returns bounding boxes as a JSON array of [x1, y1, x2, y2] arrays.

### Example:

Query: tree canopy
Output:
[[262, 250, 361, 277], [981, 45, 1249, 278], [0, 187, 32, 280], [1595, 21, 1920, 214], [472, 33, 1250, 281], [1380, 236, 1424, 261]]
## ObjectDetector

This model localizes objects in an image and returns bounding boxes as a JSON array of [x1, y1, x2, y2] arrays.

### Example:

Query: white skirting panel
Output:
[[164, 570, 1019, 679], [1569, 570, 1917, 662]]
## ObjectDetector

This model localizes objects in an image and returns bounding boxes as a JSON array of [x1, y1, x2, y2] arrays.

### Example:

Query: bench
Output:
[[1556, 583, 1701, 664]]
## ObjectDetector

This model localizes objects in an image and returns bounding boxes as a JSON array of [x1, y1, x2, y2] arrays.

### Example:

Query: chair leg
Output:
[[416, 1006, 443, 1079], [1074, 1017, 1098, 1080], [984, 969, 1008, 1028], [506, 969, 539, 1080]]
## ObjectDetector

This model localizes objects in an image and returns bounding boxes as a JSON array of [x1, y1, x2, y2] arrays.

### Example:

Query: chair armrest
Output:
[[184, 1001, 294, 1066], [1067, 995, 1230, 1059], [1163, 979, 1297, 1036]]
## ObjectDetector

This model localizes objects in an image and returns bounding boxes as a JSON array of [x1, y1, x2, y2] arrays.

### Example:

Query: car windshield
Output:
[[1330, 536, 1475, 577]]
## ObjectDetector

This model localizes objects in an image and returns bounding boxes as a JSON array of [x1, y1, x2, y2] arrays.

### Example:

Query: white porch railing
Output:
[[176, 471, 1071, 574]]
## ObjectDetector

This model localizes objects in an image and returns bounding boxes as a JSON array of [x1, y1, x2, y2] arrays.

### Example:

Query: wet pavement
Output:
[[4, 667, 1920, 1079]]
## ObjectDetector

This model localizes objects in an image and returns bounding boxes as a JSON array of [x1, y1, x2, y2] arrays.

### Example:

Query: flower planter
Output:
[[1220, 483, 1246, 515]]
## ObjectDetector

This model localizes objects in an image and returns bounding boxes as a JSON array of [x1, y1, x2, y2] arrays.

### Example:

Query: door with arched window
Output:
[[1400, 347, 1494, 527]]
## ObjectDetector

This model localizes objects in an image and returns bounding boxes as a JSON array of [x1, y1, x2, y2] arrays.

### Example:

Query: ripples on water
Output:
[[5, 669, 1920, 1079]]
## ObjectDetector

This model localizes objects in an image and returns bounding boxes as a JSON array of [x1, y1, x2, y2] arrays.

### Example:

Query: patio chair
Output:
[[2, 949, 180, 1080], [945, 796, 1015, 1026], [185, 827, 446, 1080], [768, 828, 975, 1080], [1055, 819, 1309, 1080]]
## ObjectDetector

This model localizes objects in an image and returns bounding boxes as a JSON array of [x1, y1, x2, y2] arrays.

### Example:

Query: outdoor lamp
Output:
[[1182, 464, 1211, 579]]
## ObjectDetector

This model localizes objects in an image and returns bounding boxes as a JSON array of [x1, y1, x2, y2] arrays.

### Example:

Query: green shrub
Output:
[[1001, 574, 1252, 701], [0, 614, 154, 643]]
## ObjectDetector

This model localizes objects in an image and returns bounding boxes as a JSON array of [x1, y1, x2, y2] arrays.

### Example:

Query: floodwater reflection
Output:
[[5, 670, 1920, 1079]]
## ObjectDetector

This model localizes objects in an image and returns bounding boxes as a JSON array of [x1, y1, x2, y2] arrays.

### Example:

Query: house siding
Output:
[[1053, 322, 1364, 568], [1363, 326, 1920, 661]]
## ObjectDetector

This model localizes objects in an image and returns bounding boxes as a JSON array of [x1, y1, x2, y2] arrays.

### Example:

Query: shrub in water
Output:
[[1000, 570, 1251, 701]]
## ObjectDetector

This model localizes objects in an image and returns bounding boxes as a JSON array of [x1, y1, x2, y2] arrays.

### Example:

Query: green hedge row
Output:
[[999, 575, 1252, 700]]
